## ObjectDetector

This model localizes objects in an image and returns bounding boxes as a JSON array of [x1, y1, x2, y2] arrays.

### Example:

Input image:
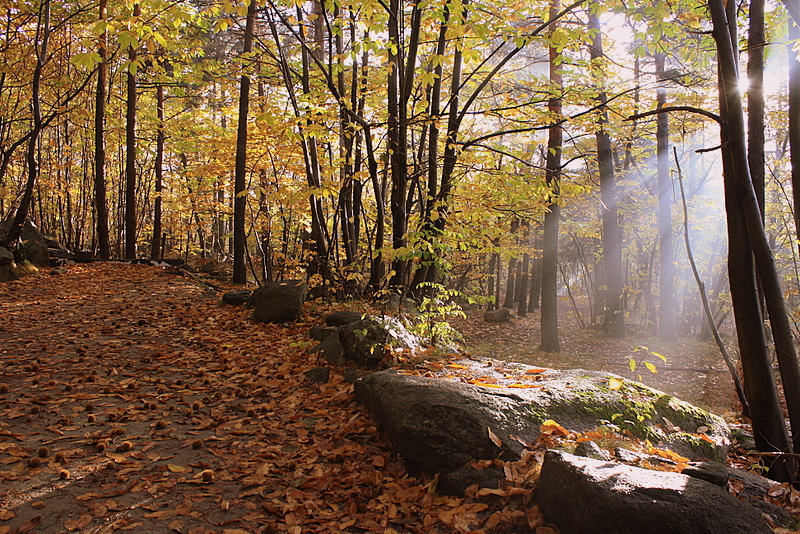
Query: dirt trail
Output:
[[0, 263, 555, 534], [0, 264, 385, 533]]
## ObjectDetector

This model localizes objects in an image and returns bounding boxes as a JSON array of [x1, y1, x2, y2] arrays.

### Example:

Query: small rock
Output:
[[309, 325, 339, 341], [50, 267, 67, 275], [221, 289, 252, 306], [305, 367, 330, 384], [308, 333, 346, 365], [573, 440, 611, 461], [483, 308, 510, 323], [325, 310, 365, 326], [438, 464, 505, 496], [0, 246, 14, 266]]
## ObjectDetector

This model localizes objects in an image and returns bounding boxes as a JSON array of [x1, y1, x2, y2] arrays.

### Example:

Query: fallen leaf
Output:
[[0, 511, 13, 521], [488, 427, 503, 448], [168, 463, 191, 473], [64, 514, 92, 531]]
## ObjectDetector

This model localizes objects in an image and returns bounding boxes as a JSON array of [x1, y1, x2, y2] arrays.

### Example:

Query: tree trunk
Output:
[[151, 84, 164, 260], [590, 10, 624, 339], [789, 17, 800, 239], [232, 0, 256, 284], [539, 0, 562, 352], [387, 0, 406, 288], [95, 0, 110, 259], [656, 53, 675, 340], [124, 3, 141, 260], [8, 0, 50, 247], [503, 257, 517, 308], [748, 0, 766, 217], [710, 0, 798, 479], [518, 253, 530, 317]]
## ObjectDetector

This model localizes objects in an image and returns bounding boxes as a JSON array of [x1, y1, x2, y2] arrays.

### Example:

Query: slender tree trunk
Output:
[[487, 252, 498, 310], [387, 0, 406, 288], [748, 0, 766, 217], [95, 0, 110, 259], [151, 84, 164, 260], [590, 10, 624, 339], [503, 257, 517, 308], [539, 0, 562, 352], [656, 53, 675, 340], [518, 253, 530, 317], [233, 0, 256, 284], [8, 0, 50, 246], [124, 3, 141, 260], [789, 17, 800, 239]]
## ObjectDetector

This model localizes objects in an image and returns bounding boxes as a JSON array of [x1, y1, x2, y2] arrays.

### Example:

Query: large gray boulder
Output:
[[0, 219, 49, 266], [248, 280, 307, 323], [538, 450, 772, 534], [355, 360, 731, 485]]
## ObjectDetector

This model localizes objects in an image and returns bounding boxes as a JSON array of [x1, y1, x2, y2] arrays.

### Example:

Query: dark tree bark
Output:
[[518, 253, 530, 317], [503, 257, 517, 308], [8, 1, 50, 247], [151, 84, 164, 260], [789, 17, 800, 238], [232, 0, 256, 284], [94, 0, 110, 259], [656, 53, 675, 341], [590, 11, 624, 339], [124, 3, 141, 260], [528, 253, 542, 311], [710, 0, 799, 480], [748, 0, 766, 217], [487, 252, 498, 310], [539, 0, 562, 352]]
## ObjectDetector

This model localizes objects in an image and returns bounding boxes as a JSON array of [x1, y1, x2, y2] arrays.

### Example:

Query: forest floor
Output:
[[0, 262, 793, 534]]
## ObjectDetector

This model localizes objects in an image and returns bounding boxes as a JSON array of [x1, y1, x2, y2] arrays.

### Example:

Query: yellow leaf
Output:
[[167, 464, 190, 473], [608, 377, 624, 390], [540, 420, 569, 436]]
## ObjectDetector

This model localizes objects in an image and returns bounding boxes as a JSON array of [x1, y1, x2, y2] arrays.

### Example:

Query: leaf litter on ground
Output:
[[0, 263, 797, 533], [0, 263, 559, 534]]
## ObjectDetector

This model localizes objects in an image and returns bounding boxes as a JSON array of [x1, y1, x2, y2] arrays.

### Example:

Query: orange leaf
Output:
[[64, 514, 92, 531], [488, 427, 503, 448]]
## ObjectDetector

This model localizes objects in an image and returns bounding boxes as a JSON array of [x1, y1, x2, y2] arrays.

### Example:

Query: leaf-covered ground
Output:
[[0, 263, 558, 534]]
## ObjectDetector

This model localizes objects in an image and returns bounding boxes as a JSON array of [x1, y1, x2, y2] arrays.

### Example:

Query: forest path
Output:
[[0, 262, 741, 534], [2, 263, 547, 534]]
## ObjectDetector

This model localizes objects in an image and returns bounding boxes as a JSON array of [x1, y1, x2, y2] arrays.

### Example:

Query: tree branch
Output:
[[627, 106, 721, 123]]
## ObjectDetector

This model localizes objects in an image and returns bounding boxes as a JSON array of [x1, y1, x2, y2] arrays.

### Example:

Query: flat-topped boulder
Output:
[[355, 358, 731, 493]]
